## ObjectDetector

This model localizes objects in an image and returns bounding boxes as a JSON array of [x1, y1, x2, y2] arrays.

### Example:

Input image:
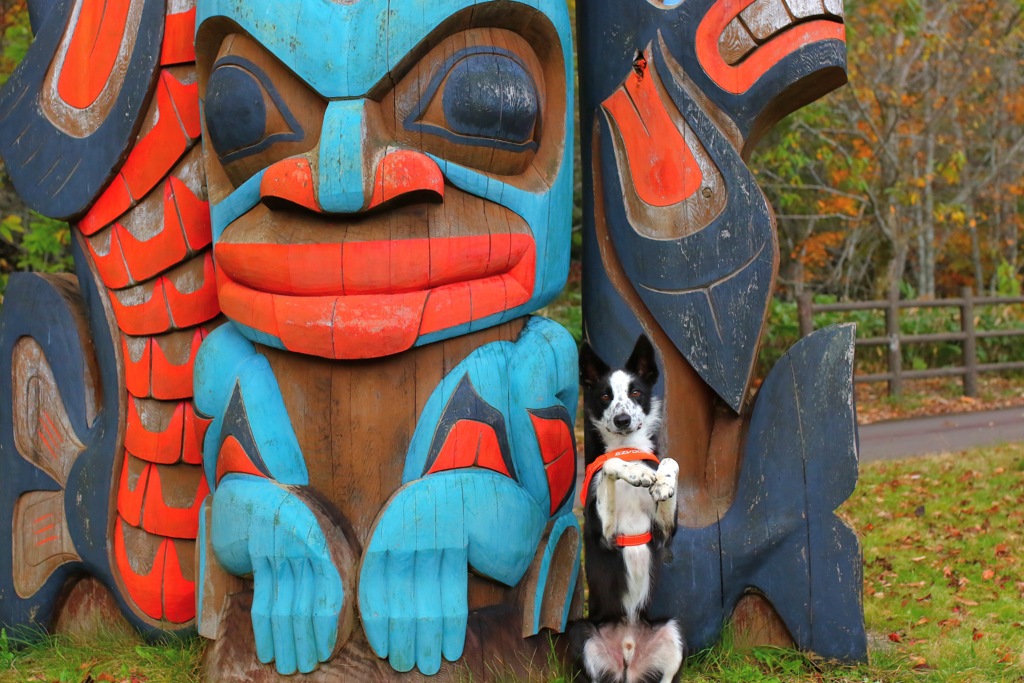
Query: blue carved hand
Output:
[[359, 471, 546, 675], [211, 474, 344, 675]]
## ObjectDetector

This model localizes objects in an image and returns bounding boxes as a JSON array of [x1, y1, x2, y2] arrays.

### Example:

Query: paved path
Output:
[[574, 408, 1024, 495], [858, 406, 1024, 462]]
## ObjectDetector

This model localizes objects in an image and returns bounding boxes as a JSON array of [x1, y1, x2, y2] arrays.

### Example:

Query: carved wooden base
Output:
[[730, 592, 795, 650], [53, 577, 134, 639], [204, 591, 573, 682]]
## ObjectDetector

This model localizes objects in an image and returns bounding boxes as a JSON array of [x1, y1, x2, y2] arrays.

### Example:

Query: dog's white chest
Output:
[[616, 481, 655, 618]]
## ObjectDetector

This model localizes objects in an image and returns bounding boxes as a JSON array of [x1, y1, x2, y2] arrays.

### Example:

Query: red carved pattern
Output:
[[602, 69, 703, 207], [215, 435, 270, 485], [57, 0, 130, 109], [114, 518, 196, 622], [425, 420, 511, 477], [87, 177, 211, 290], [109, 253, 219, 336], [695, 0, 846, 94], [80, 69, 202, 236], [123, 327, 210, 401], [528, 413, 576, 515], [71, 4, 210, 626]]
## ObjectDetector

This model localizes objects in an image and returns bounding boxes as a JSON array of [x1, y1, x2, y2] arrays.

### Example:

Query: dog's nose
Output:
[[613, 414, 631, 429]]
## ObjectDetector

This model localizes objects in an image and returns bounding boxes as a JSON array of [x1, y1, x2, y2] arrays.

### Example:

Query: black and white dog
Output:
[[574, 334, 684, 683]]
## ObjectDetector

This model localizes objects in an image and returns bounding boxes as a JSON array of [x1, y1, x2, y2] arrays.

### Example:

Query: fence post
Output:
[[961, 286, 978, 398], [886, 287, 902, 398], [797, 292, 813, 338]]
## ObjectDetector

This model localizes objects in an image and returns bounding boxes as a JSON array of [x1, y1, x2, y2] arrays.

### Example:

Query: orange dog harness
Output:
[[580, 448, 661, 547]]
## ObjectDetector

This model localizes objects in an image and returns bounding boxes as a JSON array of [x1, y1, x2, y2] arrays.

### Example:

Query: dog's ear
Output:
[[579, 342, 609, 389], [626, 334, 659, 385]]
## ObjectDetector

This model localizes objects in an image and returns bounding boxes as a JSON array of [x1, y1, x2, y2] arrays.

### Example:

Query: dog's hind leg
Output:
[[628, 620, 684, 683], [650, 458, 679, 536]]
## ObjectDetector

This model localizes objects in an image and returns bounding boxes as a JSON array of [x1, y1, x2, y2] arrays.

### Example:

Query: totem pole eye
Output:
[[204, 56, 305, 164], [405, 48, 540, 152]]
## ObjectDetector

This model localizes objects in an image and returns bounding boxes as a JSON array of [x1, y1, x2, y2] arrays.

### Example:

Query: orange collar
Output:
[[579, 447, 660, 507], [615, 531, 653, 547]]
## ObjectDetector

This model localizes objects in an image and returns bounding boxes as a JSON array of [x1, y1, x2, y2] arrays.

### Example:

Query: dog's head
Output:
[[580, 334, 660, 447]]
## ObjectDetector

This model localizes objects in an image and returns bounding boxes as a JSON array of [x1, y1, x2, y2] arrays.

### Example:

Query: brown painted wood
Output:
[[199, 318, 584, 678], [204, 590, 570, 683], [730, 592, 795, 650], [53, 577, 134, 639], [261, 320, 525, 545], [590, 126, 740, 527]]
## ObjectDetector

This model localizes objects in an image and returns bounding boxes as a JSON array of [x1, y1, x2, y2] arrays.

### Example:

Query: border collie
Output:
[[574, 334, 683, 683]]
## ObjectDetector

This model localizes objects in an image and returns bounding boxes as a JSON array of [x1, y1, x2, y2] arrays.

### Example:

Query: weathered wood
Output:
[[0, 0, 165, 220], [960, 286, 978, 398], [801, 292, 1024, 395], [886, 288, 903, 397], [579, 0, 865, 664], [191, 2, 580, 678], [730, 593, 795, 650], [7, 2, 574, 680]]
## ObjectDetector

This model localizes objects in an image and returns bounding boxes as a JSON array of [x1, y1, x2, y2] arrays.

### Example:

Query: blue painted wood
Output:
[[0, 0, 164, 220], [0, 238, 185, 638], [210, 170, 264, 244], [205, 56, 306, 164], [359, 471, 547, 675], [584, 45, 776, 412], [210, 473, 344, 674], [413, 48, 540, 152], [317, 101, 373, 213], [26, 0, 59, 32], [196, 0, 574, 100], [646, 326, 866, 661], [402, 317, 578, 515], [194, 324, 308, 487], [576, 0, 847, 146], [578, 0, 846, 412]]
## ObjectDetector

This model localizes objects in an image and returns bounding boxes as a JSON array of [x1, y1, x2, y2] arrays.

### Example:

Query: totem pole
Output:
[[578, 0, 867, 661], [0, 1, 581, 680]]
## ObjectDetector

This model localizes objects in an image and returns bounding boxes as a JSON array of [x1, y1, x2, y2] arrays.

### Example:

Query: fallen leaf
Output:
[[888, 632, 903, 643], [955, 596, 979, 606], [973, 630, 985, 640], [916, 617, 929, 626], [983, 569, 995, 580]]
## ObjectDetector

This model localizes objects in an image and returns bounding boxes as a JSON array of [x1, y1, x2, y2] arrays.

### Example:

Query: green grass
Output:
[[2, 444, 1022, 682], [0, 626, 203, 683]]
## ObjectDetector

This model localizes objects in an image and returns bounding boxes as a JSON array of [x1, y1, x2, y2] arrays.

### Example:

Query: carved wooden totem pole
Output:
[[0, 0, 581, 680], [578, 0, 867, 661]]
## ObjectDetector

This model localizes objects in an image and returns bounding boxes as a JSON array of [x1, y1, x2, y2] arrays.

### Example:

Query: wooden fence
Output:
[[797, 287, 1024, 397]]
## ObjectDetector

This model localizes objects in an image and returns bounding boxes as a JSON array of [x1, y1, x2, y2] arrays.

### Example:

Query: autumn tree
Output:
[[755, 0, 1024, 300]]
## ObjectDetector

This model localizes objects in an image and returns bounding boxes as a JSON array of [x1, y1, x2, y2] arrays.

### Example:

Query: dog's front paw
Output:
[[621, 462, 657, 488], [649, 458, 679, 502], [649, 479, 676, 502]]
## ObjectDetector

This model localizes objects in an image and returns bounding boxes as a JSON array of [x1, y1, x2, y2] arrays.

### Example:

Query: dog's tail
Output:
[[571, 618, 684, 683]]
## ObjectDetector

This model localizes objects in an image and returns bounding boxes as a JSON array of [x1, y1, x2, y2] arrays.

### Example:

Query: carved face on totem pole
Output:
[[186, 1, 580, 679], [195, 0, 574, 359]]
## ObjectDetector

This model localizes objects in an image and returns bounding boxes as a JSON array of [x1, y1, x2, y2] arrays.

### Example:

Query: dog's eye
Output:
[[600, 393, 611, 403], [630, 389, 643, 398]]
